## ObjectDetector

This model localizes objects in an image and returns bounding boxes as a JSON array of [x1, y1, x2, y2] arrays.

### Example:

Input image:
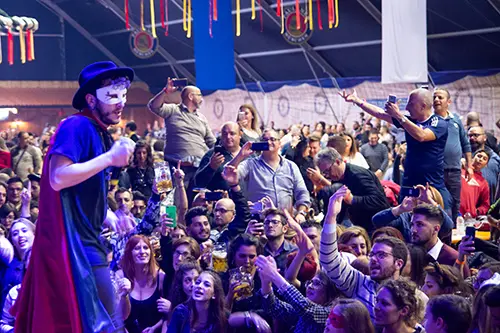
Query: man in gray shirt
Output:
[[147, 79, 216, 188], [433, 88, 472, 222], [360, 130, 389, 178], [228, 129, 311, 222]]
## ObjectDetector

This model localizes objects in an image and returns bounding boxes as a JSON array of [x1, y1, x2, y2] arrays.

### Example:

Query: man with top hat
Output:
[[13, 61, 135, 333]]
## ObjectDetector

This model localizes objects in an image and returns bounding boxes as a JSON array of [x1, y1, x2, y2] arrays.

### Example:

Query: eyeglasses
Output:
[[263, 219, 282, 226], [368, 251, 394, 260], [320, 164, 333, 177], [214, 208, 234, 214], [305, 279, 324, 289]]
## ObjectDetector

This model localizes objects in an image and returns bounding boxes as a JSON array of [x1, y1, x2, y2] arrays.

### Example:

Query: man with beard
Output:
[[194, 122, 242, 191], [14, 61, 135, 333], [468, 126, 500, 203], [147, 79, 215, 189], [410, 203, 470, 277], [433, 88, 472, 222], [185, 206, 212, 246], [319, 186, 413, 321]]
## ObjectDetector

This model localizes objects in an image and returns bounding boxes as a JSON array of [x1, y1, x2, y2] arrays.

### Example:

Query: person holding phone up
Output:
[[227, 129, 311, 222]]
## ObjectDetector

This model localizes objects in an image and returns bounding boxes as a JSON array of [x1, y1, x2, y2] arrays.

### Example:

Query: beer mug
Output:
[[211, 243, 228, 273], [154, 161, 173, 193], [229, 267, 254, 301]]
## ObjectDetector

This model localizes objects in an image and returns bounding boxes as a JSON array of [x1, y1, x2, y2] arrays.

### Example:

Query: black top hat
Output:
[[27, 173, 41, 182], [72, 61, 135, 110]]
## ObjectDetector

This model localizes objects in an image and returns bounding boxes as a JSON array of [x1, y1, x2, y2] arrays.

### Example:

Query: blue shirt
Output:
[[443, 112, 471, 170], [238, 156, 311, 209], [394, 115, 448, 189]]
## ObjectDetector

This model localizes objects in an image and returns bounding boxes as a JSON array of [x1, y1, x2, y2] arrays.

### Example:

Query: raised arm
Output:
[[172, 161, 188, 226], [385, 103, 440, 143], [147, 78, 181, 117], [338, 90, 393, 124]]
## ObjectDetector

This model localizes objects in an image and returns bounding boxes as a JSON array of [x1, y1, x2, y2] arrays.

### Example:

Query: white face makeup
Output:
[[96, 86, 128, 105]]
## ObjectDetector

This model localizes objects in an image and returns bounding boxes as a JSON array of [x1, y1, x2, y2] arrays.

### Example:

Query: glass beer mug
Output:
[[229, 267, 254, 301], [211, 243, 228, 273]]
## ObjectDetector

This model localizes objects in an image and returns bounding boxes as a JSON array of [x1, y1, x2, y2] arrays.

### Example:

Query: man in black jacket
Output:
[[315, 147, 390, 233]]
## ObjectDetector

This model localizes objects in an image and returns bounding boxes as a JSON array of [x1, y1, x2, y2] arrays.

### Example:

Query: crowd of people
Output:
[[0, 61, 500, 333]]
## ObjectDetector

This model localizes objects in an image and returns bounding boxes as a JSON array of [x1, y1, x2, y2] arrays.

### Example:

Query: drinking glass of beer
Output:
[[229, 267, 254, 301], [154, 161, 173, 193], [212, 243, 228, 273]]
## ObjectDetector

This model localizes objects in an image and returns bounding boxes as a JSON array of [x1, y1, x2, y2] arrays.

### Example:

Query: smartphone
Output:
[[161, 203, 177, 228], [400, 186, 419, 197], [251, 141, 270, 151], [214, 145, 225, 154], [205, 191, 224, 202], [172, 78, 188, 88], [466, 226, 476, 240], [250, 201, 264, 214], [388, 95, 397, 103]]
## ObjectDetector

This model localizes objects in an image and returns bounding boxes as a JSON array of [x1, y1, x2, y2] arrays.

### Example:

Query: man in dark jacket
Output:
[[316, 147, 389, 233]]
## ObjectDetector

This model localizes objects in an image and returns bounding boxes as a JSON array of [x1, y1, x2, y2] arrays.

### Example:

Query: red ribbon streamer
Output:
[[7, 29, 13, 65], [259, 0, 263, 32], [160, 0, 165, 29], [277, 0, 281, 16], [328, 0, 334, 27], [124, 0, 130, 29], [209, 0, 213, 38], [213, 0, 218, 21], [26, 30, 32, 61], [165, 0, 169, 35], [316, 0, 323, 30], [295, 0, 300, 29]]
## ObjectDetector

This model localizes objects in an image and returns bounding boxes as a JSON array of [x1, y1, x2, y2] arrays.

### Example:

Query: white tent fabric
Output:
[[200, 73, 500, 138]]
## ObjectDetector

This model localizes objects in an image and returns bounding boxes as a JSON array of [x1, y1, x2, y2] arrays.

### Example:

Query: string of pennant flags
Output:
[[124, 0, 339, 38], [0, 9, 39, 65]]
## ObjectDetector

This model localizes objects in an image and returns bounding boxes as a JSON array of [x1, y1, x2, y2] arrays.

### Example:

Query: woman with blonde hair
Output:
[[118, 235, 168, 333], [324, 298, 375, 333], [237, 104, 261, 144]]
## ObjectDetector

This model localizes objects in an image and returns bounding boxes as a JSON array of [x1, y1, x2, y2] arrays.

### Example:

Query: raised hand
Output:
[[416, 182, 436, 205], [117, 277, 131, 298], [338, 89, 360, 103], [326, 186, 348, 221], [384, 101, 401, 118], [222, 165, 239, 186], [173, 160, 185, 184], [400, 196, 417, 213], [239, 142, 254, 159], [284, 210, 314, 255], [21, 182, 31, 206], [164, 77, 178, 94], [108, 139, 134, 167], [255, 255, 278, 282], [209, 152, 225, 170]]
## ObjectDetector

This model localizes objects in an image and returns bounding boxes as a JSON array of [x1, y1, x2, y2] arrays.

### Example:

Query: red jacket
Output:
[[460, 170, 490, 218], [0, 150, 11, 169]]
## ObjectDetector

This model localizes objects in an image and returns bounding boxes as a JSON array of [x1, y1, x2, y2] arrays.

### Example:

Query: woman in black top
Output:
[[292, 140, 315, 195], [127, 140, 154, 199]]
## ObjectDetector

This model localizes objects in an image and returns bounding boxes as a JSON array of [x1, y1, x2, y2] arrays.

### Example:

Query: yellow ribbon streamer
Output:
[[334, 0, 339, 28], [308, 0, 313, 30], [187, 0, 192, 38], [150, 0, 157, 38], [19, 30, 26, 64], [183, 0, 187, 31], [0, 35, 2, 64], [140, 0, 145, 30], [280, 0, 285, 34], [236, 0, 241, 36], [251, 0, 256, 20]]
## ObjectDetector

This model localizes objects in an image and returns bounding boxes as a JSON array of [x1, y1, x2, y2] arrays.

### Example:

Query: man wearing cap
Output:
[[14, 62, 135, 333], [147, 78, 216, 190]]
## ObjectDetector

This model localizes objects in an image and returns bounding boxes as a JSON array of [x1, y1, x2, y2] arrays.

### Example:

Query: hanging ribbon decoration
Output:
[[308, 0, 313, 30], [12, 16, 26, 64], [164, 0, 169, 35], [0, 34, 2, 64], [124, 0, 130, 29], [23, 17, 34, 62], [31, 18, 38, 60], [316, 0, 323, 30], [160, 0, 165, 29], [334, 0, 339, 28], [251, 0, 256, 20], [280, 0, 284, 34], [7, 28, 13, 65], [140, 0, 145, 30], [150, 0, 157, 38], [213, 0, 218, 21], [277, 0, 281, 16], [183, 0, 187, 32], [209, 0, 213, 38], [327, 0, 334, 29], [258, 0, 263, 31], [187, 0, 192, 38], [295, 0, 300, 29], [236, 0, 240, 36]]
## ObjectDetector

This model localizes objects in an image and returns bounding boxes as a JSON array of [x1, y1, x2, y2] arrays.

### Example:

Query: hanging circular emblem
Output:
[[213, 98, 224, 119], [130, 30, 158, 59], [283, 7, 313, 45]]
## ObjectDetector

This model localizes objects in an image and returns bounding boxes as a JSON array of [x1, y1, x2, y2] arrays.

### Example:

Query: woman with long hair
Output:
[[118, 235, 168, 333], [168, 270, 227, 333], [168, 258, 201, 319], [292, 140, 315, 195], [375, 279, 423, 333], [127, 140, 155, 198], [324, 298, 375, 333], [237, 105, 261, 144], [421, 262, 467, 298], [338, 226, 371, 257], [338, 132, 369, 169]]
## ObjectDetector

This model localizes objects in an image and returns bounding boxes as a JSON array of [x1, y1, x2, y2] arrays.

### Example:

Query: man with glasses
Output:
[[228, 129, 310, 220], [320, 186, 413, 321], [468, 126, 500, 203], [315, 147, 389, 233], [261, 208, 297, 274], [148, 79, 216, 190]]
